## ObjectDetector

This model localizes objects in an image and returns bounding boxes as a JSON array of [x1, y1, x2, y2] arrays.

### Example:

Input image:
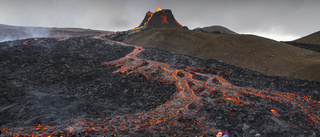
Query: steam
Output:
[[0, 25, 51, 42]]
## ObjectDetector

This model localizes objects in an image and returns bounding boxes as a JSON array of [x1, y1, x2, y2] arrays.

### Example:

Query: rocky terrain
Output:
[[0, 35, 319, 137], [0, 8, 320, 137]]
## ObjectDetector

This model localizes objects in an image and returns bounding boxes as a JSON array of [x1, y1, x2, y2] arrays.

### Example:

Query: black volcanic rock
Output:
[[0, 36, 319, 136], [138, 11, 153, 27], [0, 37, 177, 127], [137, 46, 320, 101]]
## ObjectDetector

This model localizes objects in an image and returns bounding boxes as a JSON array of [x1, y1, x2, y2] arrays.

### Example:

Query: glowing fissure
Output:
[[161, 11, 168, 24], [271, 109, 281, 117], [175, 20, 184, 28], [56, 37, 69, 41], [131, 12, 154, 31], [1, 36, 319, 136], [130, 8, 183, 31], [21, 37, 68, 46]]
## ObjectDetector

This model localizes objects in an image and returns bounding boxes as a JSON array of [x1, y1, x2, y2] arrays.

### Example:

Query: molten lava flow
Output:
[[101, 38, 320, 133], [22, 40, 29, 45], [2, 36, 319, 136], [57, 37, 69, 41], [271, 109, 281, 117], [161, 11, 168, 24], [175, 20, 184, 28], [22, 38, 47, 46], [142, 12, 154, 26], [130, 12, 154, 31], [32, 40, 46, 46]]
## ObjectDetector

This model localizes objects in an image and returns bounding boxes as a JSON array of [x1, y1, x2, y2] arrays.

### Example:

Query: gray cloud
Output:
[[1, 0, 320, 41]]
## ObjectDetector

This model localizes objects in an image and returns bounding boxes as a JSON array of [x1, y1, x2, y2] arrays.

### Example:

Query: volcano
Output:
[[131, 9, 184, 30], [0, 9, 320, 137]]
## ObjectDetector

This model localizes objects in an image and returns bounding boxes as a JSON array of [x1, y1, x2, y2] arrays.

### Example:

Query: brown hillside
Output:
[[295, 31, 320, 45], [194, 25, 237, 35], [125, 28, 320, 82]]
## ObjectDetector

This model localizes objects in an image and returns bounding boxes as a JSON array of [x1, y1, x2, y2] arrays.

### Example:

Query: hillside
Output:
[[125, 28, 320, 82], [295, 31, 320, 45], [193, 25, 237, 34]]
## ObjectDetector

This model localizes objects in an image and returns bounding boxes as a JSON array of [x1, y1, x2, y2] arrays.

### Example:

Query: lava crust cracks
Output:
[[0, 35, 319, 137], [0, 36, 177, 136]]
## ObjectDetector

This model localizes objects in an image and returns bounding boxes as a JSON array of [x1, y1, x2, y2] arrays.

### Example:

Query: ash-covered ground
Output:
[[0, 35, 319, 137]]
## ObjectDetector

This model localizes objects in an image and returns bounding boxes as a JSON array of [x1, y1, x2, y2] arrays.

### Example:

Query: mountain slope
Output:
[[125, 28, 320, 82], [193, 25, 237, 34], [295, 31, 320, 45]]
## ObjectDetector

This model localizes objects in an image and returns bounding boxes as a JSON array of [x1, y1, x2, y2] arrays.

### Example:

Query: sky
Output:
[[1, 0, 320, 41]]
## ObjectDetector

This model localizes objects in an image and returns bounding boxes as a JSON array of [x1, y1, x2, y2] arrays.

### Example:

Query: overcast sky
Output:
[[1, 0, 320, 41]]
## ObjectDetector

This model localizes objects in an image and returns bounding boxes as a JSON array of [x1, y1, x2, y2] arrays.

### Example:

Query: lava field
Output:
[[0, 35, 319, 137]]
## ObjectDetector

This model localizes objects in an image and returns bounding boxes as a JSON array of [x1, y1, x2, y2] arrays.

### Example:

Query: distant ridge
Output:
[[0, 24, 111, 42], [295, 31, 320, 45], [194, 25, 237, 35], [284, 41, 320, 53]]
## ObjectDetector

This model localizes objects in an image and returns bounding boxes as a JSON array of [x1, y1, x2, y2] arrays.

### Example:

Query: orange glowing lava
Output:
[[161, 11, 168, 24], [2, 36, 319, 136], [130, 12, 154, 31], [57, 37, 69, 41], [32, 40, 46, 46], [157, 4, 162, 12], [271, 109, 281, 117], [22, 40, 29, 45], [175, 19, 184, 28], [21, 39, 47, 46], [103, 38, 320, 130]]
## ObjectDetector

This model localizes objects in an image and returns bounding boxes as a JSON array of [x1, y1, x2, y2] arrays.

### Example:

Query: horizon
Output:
[[1, 0, 320, 41]]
